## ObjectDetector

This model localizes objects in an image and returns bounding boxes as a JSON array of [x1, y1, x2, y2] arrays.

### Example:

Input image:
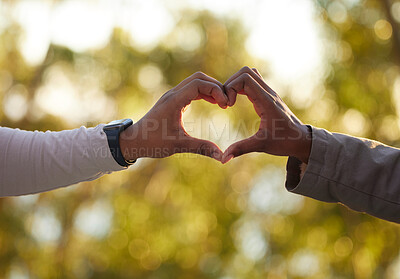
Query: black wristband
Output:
[[103, 119, 135, 167]]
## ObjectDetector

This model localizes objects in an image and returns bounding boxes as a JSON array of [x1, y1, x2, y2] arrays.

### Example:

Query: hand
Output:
[[119, 72, 228, 162], [222, 67, 312, 164]]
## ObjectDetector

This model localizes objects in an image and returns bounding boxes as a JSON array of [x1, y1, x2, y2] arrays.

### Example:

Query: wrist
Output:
[[119, 124, 141, 161], [294, 125, 312, 164], [103, 119, 136, 167]]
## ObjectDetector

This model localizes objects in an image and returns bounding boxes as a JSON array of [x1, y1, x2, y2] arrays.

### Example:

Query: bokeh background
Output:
[[1, 0, 400, 278]]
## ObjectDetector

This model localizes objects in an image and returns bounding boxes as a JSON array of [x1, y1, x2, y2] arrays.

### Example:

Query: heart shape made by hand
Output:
[[220, 67, 312, 164], [182, 94, 260, 154], [120, 67, 312, 165]]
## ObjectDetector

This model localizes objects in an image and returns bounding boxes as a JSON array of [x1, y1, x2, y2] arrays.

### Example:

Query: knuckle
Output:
[[187, 79, 201, 88], [240, 66, 252, 73], [159, 91, 173, 103], [160, 91, 170, 99], [169, 90, 180, 99], [197, 143, 211, 156], [226, 84, 237, 94], [195, 78, 203, 85], [211, 83, 219, 92], [242, 72, 252, 81], [194, 71, 206, 79]]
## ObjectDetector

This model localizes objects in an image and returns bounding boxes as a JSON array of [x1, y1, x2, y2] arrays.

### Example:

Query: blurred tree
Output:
[[309, 0, 400, 278], [1, 1, 400, 279]]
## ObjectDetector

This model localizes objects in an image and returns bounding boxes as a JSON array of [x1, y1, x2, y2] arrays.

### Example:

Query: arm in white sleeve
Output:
[[285, 126, 400, 223], [0, 124, 126, 196]]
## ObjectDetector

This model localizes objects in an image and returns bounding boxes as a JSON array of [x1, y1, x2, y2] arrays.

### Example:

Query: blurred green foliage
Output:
[[1, 1, 400, 278]]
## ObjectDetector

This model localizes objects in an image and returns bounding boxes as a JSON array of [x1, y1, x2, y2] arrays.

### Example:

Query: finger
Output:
[[174, 71, 224, 91], [223, 83, 237, 107], [225, 72, 273, 106], [176, 136, 223, 161], [180, 79, 228, 108], [224, 66, 275, 102], [221, 134, 264, 163], [195, 94, 217, 104], [224, 66, 263, 106], [250, 68, 275, 95], [252, 68, 263, 78], [224, 68, 245, 106], [224, 66, 258, 88]]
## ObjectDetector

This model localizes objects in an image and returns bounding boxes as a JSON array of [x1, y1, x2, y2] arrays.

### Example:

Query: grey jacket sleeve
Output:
[[285, 126, 400, 223], [0, 125, 126, 197]]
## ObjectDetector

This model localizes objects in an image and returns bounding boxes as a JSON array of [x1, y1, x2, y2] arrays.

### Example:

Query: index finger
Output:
[[225, 72, 273, 105], [175, 71, 224, 91], [224, 66, 275, 106], [177, 79, 228, 108]]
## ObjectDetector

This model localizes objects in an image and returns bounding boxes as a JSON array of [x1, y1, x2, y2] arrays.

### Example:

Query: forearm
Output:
[[286, 126, 400, 223], [0, 125, 124, 196]]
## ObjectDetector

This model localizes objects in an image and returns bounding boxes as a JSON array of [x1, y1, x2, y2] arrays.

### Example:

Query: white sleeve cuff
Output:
[[88, 124, 128, 173]]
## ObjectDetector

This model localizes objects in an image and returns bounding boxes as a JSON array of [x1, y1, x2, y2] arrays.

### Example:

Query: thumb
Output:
[[177, 136, 223, 161], [222, 136, 261, 164]]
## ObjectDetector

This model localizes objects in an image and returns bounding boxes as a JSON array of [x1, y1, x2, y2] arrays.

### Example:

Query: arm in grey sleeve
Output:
[[285, 126, 400, 223], [0, 125, 125, 196]]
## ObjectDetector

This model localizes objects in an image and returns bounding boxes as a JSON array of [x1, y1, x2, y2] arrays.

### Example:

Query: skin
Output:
[[119, 72, 228, 162], [119, 67, 312, 164], [222, 66, 312, 164]]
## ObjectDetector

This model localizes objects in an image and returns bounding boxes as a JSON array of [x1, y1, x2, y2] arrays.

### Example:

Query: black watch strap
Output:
[[103, 119, 135, 167]]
